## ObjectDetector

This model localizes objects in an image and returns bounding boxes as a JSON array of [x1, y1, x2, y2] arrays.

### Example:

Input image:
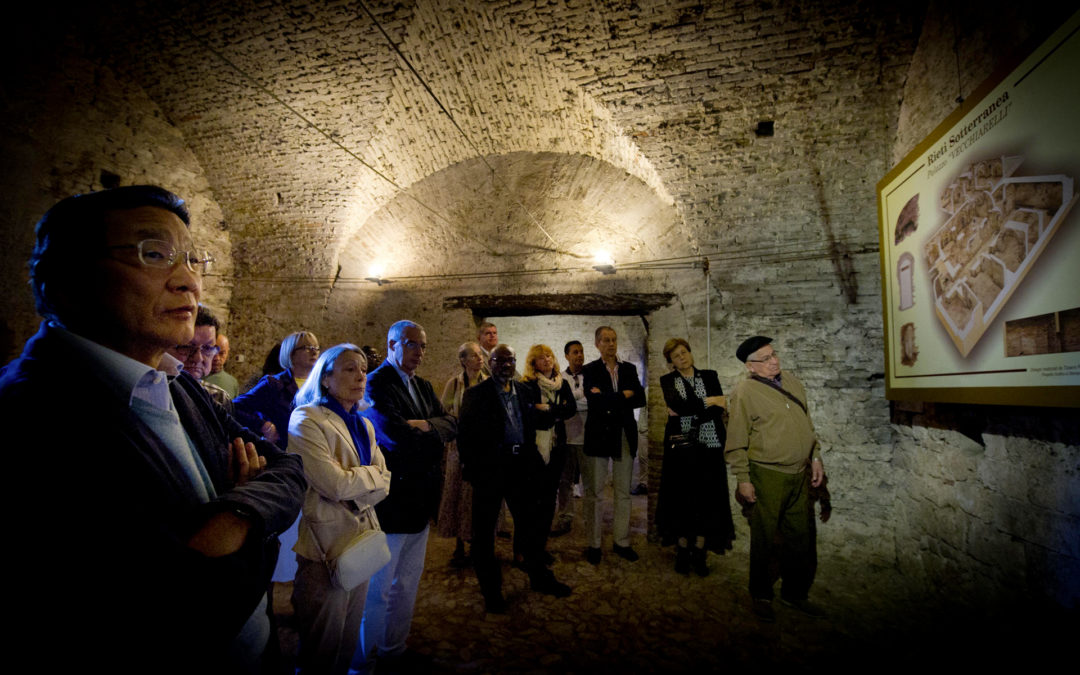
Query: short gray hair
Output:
[[388, 320, 422, 347]]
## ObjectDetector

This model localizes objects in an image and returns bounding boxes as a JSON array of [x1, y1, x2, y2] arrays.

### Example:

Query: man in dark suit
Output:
[[0, 185, 305, 673], [357, 320, 457, 672], [458, 343, 572, 613], [581, 326, 647, 565]]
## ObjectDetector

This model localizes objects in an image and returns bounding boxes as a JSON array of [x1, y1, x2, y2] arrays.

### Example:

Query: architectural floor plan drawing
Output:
[[924, 155, 1077, 357]]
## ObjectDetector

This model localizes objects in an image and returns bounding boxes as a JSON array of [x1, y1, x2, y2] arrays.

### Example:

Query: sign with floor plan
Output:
[[876, 11, 1080, 407]]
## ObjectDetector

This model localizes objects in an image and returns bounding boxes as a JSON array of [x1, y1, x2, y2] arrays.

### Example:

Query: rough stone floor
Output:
[[270, 489, 1074, 673]]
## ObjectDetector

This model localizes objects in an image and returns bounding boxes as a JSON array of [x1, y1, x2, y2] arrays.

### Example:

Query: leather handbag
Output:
[[330, 527, 391, 591], [305, 515, 391, 591]]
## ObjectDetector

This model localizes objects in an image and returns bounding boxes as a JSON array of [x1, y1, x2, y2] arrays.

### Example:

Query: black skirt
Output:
[[655, 426, 736, 553]]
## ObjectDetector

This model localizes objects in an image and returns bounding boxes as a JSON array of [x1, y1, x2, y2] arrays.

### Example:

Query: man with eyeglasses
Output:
[[726, 336, 826, 623], [167, 305, 234, 411], [357, 320, 457, 673], [0, 186, 305, 672], [458, 343, 572, 613]]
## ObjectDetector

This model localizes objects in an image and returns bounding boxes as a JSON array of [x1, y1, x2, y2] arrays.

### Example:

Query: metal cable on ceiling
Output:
[[355, 0, 566, 254], [214, 235, 878, 285], [186, 28, 501, 257]]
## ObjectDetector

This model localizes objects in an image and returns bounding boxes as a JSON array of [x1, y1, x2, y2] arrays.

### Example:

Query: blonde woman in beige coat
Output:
[[288, 344, 391, 675]]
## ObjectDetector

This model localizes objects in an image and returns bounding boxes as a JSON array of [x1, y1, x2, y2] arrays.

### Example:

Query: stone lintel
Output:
[[443, 293, 676, 316]]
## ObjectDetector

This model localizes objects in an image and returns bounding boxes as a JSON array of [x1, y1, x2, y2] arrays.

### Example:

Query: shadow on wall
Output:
[[891, 400, 1080, 446]]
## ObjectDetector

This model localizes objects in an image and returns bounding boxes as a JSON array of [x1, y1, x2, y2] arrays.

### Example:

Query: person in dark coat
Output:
[[581, 326, 646, 564], [656, 338, 735, 576], [0, 185, 305, 673], [458, 344, 572, 613], [354, 320, 456, 673], [520, 343, 577, 562], [234, 330, 320, 449]]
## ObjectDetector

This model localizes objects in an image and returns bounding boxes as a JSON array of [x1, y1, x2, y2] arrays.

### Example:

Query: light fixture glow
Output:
[[365, 262, 391, 286], [592, 250, 616, 275]]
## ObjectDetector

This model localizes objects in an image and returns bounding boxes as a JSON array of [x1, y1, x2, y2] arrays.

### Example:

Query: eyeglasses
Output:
[[293, 345, 320, 355], [403, 339, 427, 352], [107, 239, 215, 275], [747, 351, 780, 363], [174, 344, 220, 358]]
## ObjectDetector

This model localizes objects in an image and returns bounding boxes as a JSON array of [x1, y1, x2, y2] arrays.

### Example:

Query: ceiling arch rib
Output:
[[342, 0, 679, 274], [102, 0, 682, 281], [338, 151, 684, 282]]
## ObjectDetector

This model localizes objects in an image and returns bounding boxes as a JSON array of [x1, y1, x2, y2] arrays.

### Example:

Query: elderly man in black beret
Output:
[[725, 336, 825, 623]]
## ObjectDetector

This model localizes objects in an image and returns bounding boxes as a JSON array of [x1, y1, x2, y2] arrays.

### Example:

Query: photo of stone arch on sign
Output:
[[897, 252, 915, 311], [895, 193, 919, 244], [900, 322, 918, 366], [923, 155, 1078, 357]]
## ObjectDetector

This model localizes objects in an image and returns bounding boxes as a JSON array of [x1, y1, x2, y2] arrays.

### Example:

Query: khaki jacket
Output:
[[724, 372, 821, 483], [289, 403, 391, 561]]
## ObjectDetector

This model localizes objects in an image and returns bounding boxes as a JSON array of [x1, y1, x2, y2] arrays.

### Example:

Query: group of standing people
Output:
[[1, 183, 829, 674], [265, 316, 828, 670]]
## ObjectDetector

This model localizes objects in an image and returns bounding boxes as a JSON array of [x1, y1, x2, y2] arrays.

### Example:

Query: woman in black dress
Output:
[[656, 338, 735, 576]]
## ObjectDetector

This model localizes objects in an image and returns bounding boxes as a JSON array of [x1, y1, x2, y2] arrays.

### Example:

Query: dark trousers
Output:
[[535, 444, 568, 552], [748, 463, 817, 601], [471, 451, 547, 603]]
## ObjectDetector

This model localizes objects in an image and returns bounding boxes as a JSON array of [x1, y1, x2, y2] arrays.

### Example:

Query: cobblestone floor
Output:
[[271, 490, 1075, 673]]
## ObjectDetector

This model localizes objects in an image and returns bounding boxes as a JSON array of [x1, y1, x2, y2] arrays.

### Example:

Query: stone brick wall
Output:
[[890, 0, 1079, 610], [0, 28, 228, 361]]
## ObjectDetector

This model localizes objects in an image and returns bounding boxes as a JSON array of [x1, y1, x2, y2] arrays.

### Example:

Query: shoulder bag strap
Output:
[[750, 376, 808, 415]]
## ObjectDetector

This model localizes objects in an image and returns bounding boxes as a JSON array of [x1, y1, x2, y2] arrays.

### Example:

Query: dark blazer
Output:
[[361, 360, 457, 533], [457, 377, 554, 483], [582, 358, 647, 458], [0, 323, 306, 672], [521, 376, 577, 446], [234, 368, 300, 449], [659, 368, 726, 444]]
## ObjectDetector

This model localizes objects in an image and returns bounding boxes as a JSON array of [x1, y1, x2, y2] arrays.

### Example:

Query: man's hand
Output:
[[811, 459, 824, 488], [260, 421, 279, 443], [229, 437, 267, 485], [667, 407, 678, 417], [187, 511, 251, 557], [736, 481, 757, 503], [704, 395, 726, 408], [589, 387, 601, 394], [406, 419, 432, 432], [622, 389, 634, 399], [534, 402, 550, 411]]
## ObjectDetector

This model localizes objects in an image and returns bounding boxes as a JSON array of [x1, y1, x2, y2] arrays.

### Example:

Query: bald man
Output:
[[204, 333, 240, 398]]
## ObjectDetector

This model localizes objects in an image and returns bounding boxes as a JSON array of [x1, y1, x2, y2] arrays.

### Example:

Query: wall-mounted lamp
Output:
[[365, 263, 392, 286], [592, 250, 616, 275]]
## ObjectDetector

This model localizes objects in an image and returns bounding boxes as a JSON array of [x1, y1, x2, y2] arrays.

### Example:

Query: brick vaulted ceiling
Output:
[[24, 0, 920, 284]]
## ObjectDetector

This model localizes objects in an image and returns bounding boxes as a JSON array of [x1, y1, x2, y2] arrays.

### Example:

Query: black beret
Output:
[[736, 335, 773, 363]]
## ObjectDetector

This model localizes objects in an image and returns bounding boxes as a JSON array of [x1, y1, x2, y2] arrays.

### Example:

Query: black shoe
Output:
[[780, 596, 826, 617], [584, 546, 602, 565], [753, 598, 776, 623], [449, 553, 471, 569], [531, 576, 572, 598], [674, 546, 690, 575], [691, 547, 709, 577], [550, 517, 572, 537], [630, 483, 647, 496], [484, 595, 508, 614], [613, 544, 639, 562]]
